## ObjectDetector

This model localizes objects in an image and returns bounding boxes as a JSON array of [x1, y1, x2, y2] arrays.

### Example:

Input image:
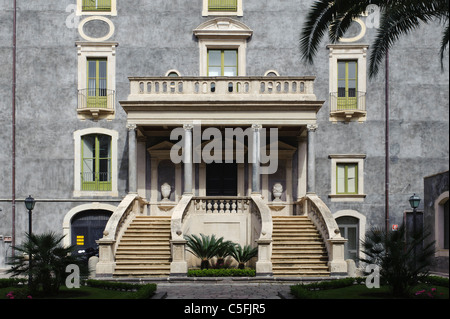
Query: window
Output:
[[336, 163, 358, 194], [337, 61, 357, 110], [329, 154, 366, 201], [208, 0, 237, 12], [194, 18, 252, 76], [337, 216, 359, 264], [76, 42, 117, 120], [203, 0, 243, 16], [208, 50, 238, 76], [73, 128, 118, 197], [82, 0, 111, 12], [77, 0, 117, 16], [87, 58, 108, 108], [81, 134, 112, 191], [327, 44, 368, 123]]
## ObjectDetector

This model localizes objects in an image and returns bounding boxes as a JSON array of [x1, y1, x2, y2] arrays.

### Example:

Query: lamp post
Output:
[[409, 193, 420, 269], [24, 195, 35, 288]]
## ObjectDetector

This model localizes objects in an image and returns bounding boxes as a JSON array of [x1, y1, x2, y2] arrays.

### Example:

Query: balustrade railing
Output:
[[82, 0, 111, 11], [330, 91, 366, 112], [191, 196, 251, 214], [78, 88, 115, 110], [208, 0, 237, 12], [130, 76, 315, 97]]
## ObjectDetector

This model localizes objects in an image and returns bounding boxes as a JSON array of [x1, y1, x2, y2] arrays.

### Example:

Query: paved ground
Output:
[[154, 281, 295, 299]]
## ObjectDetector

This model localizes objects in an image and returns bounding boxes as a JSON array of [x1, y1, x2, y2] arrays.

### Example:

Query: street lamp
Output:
[[409, 193, 421, 269], [24, 195, 35, 234], [24, 195, 35, 288]]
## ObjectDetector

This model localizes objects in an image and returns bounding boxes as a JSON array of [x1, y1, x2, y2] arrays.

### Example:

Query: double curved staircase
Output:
[[96, 194, 346, 278]]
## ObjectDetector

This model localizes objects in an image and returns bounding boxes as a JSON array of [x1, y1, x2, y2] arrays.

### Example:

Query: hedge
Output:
[[85, 279, 157, 298], [188, 268, 256, 277]]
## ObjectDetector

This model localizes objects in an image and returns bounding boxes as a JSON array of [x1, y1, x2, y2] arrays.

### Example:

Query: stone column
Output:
[[306, 124, 317, 194], [183, 124, 193, 194], [297, 136, 307, 200], [251, 124, 262, 193], [127, 124, 137, 194]]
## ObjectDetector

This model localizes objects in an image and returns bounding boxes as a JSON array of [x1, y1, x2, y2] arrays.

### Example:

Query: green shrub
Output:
[[188, 268, 256, 277], [85, 279, 157, 298], [132, 284, 157, 299], [0, 278, 27, 288], [421, 276, 449, 288]]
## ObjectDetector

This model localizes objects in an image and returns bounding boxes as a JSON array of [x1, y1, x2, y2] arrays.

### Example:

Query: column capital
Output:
[[252, 124, 262, 131], [307, 124, 318, 132], [183, 124, 194, 131], [127, 123, 137, 131]]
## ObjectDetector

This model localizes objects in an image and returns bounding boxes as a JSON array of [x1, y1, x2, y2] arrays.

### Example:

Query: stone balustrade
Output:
[[192, 196, 251, 214], [128, 76, 316, 101]]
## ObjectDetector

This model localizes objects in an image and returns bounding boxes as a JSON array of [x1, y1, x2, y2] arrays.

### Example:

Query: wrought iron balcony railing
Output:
[[78, 88, 115, 110], [208, 0, 238, 12], [81, 172, 111, 191], [329, 91, 366, 112], [82, 0, 111, 12]]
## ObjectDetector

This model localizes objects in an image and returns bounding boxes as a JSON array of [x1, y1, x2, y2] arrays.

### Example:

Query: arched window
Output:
[[73, 128, 118, 197], [81, 134, 112, 191], [336, 216, 359, 264]]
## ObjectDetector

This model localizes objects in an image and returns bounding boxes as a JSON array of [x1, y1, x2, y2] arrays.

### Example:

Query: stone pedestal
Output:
[[255, 238, 272, 276], [95, 238, 116, 277], [170, 239, 188, 276]]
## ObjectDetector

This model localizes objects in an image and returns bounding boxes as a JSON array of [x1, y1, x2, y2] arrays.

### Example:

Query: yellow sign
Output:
[[76, 235, 84, 246]]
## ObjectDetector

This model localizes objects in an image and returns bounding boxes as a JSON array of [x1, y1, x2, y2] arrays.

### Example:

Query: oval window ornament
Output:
[[338, 18, 366, 43], [78, 16, 115, 42]]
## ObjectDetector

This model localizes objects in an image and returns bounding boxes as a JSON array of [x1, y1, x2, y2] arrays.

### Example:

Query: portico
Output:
[[95, 75, 349, 277]]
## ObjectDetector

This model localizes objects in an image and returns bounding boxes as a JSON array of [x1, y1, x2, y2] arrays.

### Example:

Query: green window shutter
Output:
[[81, 134, 111, 191], [337, 60, 358, 110], [336, 163, 358, 194], [208, 49, 238, 76], [82, 0, 111, 12], [87, 58, 107, 108], [208, 0, 238, 12]]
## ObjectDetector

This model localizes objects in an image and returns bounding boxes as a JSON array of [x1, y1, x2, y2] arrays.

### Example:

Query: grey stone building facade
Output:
[[0, 0, 448, 276]]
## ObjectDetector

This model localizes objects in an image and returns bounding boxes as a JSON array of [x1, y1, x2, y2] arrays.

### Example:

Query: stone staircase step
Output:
[[113, 216, 171, 277], [272, 215, 329, 277]]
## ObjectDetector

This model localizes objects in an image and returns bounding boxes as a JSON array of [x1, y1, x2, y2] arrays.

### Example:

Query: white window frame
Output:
[[435, 191, 449, 257], [329, 154, 366, 201], [76, 0, 117, 16], [202, 0, 243, 17], [327, 44, 369, 123], [76, 41, 118, 120], [194, 18, 252, 76], [334, 209, 367, 263], [73, 128, 119, 197]]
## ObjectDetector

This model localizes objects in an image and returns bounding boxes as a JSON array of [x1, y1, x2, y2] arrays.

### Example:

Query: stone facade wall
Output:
[[0, 0, 448, 269]]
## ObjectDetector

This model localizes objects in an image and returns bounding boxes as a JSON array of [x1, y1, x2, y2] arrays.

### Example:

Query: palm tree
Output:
[[360, 223, 435, 297], [185, 233, 226, 269], [229, 244, 258, 269], [300, 0, 449, 77], [8, 232, 82, 293]]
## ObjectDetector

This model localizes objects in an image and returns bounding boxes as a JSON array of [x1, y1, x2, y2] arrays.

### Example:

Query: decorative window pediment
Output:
[[194, 18, 252, 76], [194, 18, 253, 40]]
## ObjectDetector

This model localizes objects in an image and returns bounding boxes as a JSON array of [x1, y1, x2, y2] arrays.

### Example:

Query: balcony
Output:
[[77, 88, 115, 120], [81, 172, 112, 191], [82, 0, 111, 12], [208, 0, 237, 12], [329, 91, 366, 123], [121, 76, 323, 126]]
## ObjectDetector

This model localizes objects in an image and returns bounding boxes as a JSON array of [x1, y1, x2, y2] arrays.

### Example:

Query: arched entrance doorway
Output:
[[70, 210, 112, 253]]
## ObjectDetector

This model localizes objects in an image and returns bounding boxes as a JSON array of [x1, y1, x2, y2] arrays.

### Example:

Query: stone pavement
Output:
[[153, 281, 295, 299], [139, 277, 333, 299]]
